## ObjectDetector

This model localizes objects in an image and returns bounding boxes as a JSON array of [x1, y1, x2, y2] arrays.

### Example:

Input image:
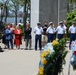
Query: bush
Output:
[[67, 10, 76, 28]]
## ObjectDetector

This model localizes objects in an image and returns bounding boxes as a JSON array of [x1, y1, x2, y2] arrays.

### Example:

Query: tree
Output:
[[67, 0, 76, 12], [9, 0, 20, 25], [8, 0, 30, 25], [4, 0, 9, 24], [23, 0, 27, 27], [19, 0, 30, 27], [0, 3, 4, 22], [67, 10, 76, 28], [0, 0, 31, 26], [0, 0, 9, 24]]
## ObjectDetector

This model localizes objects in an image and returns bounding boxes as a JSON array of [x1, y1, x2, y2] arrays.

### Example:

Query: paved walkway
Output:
[[0, 40, 40, 75], [0, 50, 40, 75], [61, 42, 76, 75], [0, 41, 76, 75]]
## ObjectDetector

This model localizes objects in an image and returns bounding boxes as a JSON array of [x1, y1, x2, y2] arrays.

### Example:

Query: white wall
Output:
[[31, 0, 39, 48]]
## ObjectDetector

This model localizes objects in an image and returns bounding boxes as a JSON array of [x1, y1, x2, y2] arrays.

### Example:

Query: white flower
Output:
[[71, 57, 74, 62]]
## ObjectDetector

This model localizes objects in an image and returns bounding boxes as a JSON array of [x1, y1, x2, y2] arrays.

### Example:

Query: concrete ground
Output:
[[0, 40, 40, 75], [61, 42, 76, 75], [0, 41, 76, 75], [0, 50, 40, 75]]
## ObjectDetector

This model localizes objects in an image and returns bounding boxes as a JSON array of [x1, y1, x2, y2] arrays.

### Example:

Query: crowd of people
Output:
[[0, 20, 75, 50], [0, 23, 32, 50], [1, 24, 22, 50]]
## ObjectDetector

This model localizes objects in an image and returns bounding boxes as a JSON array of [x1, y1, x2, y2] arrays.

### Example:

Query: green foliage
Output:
[[66, 38, 70, 41], [67, 10, 76, 37], [67, 10, 76, 28]]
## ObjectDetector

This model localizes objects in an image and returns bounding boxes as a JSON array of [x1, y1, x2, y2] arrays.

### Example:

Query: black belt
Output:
[[71, 33, 76, 34], [36, 34, 41, 36], [58, 34, 64, 35], [49, 33, 54, 34]]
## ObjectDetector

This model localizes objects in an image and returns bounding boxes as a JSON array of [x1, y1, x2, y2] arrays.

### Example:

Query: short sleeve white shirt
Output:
[[46, 26, 55, 34], [69, 25, 76, 33], [56, 26, 65, 34], [34, 26, 43, 35]]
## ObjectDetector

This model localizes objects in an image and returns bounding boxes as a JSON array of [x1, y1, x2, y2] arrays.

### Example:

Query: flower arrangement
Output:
[[70, 40, 76, 70], [37, 38, 68, 75]]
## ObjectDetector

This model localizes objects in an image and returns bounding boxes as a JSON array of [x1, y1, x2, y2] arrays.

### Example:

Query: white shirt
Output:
[[34, 26, 43, 35], [46, 26, 56, 34], [10, 28, 14, 31], [56, 26, 65, 34], [69, 25, 76, 33]]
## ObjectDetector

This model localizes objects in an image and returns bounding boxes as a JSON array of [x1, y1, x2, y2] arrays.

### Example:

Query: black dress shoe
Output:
[[29, 48, 32, 50], [65, 46, 68, 47], [25, 48, 28, 50], [0, 46, 4, 52], [4, 47, 7, 49]]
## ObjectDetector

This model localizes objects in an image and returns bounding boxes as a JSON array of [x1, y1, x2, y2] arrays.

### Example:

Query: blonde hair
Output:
[[16, 25, 20, 29]]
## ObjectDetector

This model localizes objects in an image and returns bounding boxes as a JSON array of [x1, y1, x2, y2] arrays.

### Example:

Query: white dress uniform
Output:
[[56, 25, 65, 40], [34, 26, 43, 35], [46, 26, 56, 42], [69, 25, 76, 34], [69, 25, 76, 49], [34, 26, 43, 50]]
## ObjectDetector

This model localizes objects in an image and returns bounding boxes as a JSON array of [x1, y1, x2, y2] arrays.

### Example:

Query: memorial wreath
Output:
[[37, 38, 68, 75]]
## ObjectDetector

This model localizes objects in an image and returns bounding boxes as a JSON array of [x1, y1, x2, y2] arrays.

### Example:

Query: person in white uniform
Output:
[[34, 22, 43, 50], [46, 22, 56, 42], [69, 21, 76, 49], [56, 21, 66, 41]]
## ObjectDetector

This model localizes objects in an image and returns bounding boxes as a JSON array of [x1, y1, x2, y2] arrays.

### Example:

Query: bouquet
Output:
[[70, 40, 76, 70], [37, 38, 68, 75]]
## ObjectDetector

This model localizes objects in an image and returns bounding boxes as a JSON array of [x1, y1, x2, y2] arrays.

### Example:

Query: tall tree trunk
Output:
[[4, 0, 9, 24], [15, 10, 17, 25], [1, 7, 4, 22], [23, 0, 27, 27], [4, 6, 8, 24]]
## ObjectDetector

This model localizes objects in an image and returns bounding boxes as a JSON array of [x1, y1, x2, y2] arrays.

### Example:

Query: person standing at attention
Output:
[[24, 23, 32, 50], [56, 21, 66, 41], [46, 22, 56, 42], [34, 22, 43, 51], [69, 21, 76, 49]]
